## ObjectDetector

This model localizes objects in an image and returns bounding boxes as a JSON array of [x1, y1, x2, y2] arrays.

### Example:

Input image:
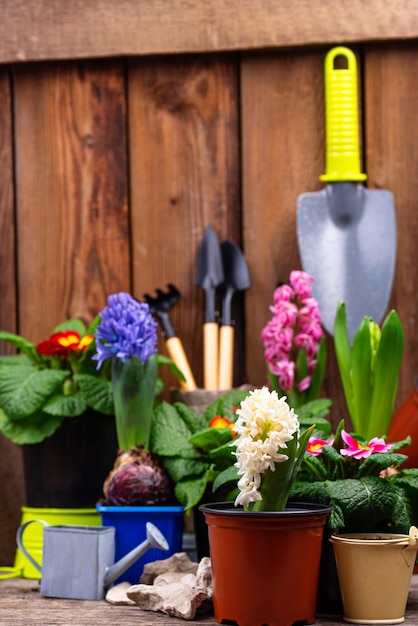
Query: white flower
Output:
[[233, 387, 299, 507]]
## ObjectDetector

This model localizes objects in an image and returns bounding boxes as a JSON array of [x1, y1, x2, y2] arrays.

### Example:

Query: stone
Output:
[[125, 553, 214, 620], [127, 581, 208, 620], [105, 582, 135, 605], [139, 551, 198, 585]]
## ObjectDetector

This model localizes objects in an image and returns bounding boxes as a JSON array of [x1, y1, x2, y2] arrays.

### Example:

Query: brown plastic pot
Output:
[[200, 501, 330, 626]]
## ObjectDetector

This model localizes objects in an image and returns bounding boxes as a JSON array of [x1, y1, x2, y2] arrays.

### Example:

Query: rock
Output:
[[105, 582, 135, 605], [195, 557, 213, 599], [153, 572, 196, 586], [140, 552, 198, 585], [127, 582, 208, 620], [126, 552, 214, 620]]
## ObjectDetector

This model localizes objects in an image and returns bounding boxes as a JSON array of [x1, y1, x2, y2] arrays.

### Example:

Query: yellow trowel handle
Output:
[[320, 46, 368, 183]]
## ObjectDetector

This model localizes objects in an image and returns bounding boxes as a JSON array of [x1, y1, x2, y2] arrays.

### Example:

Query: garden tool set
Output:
[[195, 225, 250, 391], [145, 226, 250, 393], [297, 46, 397, 339]]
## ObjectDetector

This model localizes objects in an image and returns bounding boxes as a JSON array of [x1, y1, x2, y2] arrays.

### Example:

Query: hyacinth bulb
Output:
[[103, 445, 175, 506]]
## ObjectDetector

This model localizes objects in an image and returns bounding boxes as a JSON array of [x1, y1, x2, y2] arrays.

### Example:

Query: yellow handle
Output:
[[218, 325, 234, 390], [166, 336, 197, 392], [203, 322, 219, 390], [320, 46, 367, 183]]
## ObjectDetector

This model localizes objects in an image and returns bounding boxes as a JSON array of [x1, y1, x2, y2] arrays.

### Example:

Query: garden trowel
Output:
[[195, 225, 224, 390], [297, 46, 397, 339]]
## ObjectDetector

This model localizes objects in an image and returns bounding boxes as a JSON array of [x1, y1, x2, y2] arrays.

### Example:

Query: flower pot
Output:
[[388, 382, 418, 468], [330, 532, 418, 624], [13, 506, 101, 579], [200, 501, 330, 626], [96, 504, 184, 584], [23, 410, 117, 508]]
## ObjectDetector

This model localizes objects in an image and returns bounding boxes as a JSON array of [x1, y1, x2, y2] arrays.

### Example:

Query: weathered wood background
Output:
[[1, 1, 418, 565]]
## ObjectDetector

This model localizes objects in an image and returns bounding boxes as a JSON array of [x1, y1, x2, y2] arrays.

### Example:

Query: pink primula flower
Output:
[[306, 437, 334, 456], [340, 430, 393, 460]]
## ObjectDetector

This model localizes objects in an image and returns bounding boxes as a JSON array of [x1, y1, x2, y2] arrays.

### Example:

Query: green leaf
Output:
[[174, 471, 213, 511], [163, 456, 210, 482], [357, 452, 408, 477], [151, 401, 198, 458], [306, 337, 327, 402], [173, 401, 207, 433], [351, 318, 373, 436], [334, 302, 355, 420], [43, 391, 87, 417], [0, 366, 69, 419], [0, 331, 45, 365], [189, 427, 234, 452], [53, 319, 88, 335], [213, 465, 239, 492], [157, 354, 186, 383], [74, 374, 114, 414], [0, 407, 65, 444], [367, 310, 404, 439], [205, 389, 250, 421]]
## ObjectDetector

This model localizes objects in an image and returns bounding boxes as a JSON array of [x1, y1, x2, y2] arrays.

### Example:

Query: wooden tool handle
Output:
[[166, 336, 197, 391], [203, 322, 219, 390], [218, 325, 234, 390]]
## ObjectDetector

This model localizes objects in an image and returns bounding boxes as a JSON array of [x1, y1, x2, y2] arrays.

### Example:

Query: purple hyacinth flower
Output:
[[94, 292, 158, 369]]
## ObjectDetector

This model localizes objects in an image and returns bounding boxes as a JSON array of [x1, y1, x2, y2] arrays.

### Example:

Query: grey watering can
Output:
[[17, 520, 169, 600]]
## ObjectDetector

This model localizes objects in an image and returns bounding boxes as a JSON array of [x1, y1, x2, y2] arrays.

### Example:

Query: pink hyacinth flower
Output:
[[306, 437, 334, 456], [340, 430, 393, 459], [298, 376, 311, 392], [289, 271, 314, 300]]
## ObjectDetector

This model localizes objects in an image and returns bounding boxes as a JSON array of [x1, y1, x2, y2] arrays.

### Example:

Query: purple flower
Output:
[[94, 292, 158, 369]]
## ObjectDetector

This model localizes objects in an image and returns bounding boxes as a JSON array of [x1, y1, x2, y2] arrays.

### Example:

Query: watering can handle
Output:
[[320, 46, 367, 183], [16, 520, 50, 574]]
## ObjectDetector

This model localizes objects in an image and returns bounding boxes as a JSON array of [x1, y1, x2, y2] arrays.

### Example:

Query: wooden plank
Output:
[[1, 576, 418, 625], [13, 60, 131, 341], [0, 66, 24, 567], [128, 54, 240, 390], [364, 42, 418, 411], [1, 1, 418, 64], [241, 48, 348, 425]]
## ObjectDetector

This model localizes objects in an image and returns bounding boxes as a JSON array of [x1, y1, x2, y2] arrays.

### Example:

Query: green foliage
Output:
[[150, 389, 249, 512], [334, 303, 404, 439], [291, 419, 418, 533], [0, 322, 114, 444]]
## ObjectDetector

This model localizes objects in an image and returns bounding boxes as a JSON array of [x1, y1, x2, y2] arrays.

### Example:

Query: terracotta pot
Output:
[[330, 532, 418, 624], [388, 383, 418, 468], [200, 501, 330, 626]]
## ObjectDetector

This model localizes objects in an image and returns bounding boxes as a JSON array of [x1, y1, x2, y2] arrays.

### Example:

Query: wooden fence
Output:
[[1, 1, 418, 564]]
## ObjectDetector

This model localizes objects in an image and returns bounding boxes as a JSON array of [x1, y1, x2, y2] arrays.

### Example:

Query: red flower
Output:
[[37, 331, 93, 358], [209, 415, 237, 437]]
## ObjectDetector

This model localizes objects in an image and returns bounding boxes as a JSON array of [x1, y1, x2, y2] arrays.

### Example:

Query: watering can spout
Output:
[[103, 522, 169, 587]]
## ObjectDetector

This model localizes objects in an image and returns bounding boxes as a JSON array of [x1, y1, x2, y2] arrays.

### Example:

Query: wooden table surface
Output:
[[1, 576, 418, 626]]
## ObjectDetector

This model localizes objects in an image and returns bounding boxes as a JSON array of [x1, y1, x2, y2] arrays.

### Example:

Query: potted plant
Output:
[[290, 420, 418, 616], [93, 292, 186, 583], [0, 319, 120, 577], [200, 386, 330, 626], [261, 270, 326, 409]]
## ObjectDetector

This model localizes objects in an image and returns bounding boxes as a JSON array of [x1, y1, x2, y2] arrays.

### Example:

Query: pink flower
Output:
[[289, 271, 314, 299], [306, 437, 334, 456], [298, 376, 311, 392], [270, 359, 295, 391], [269, 300, 299, 326], [272, 284, 295, 303], [340, 430, 393, 459]]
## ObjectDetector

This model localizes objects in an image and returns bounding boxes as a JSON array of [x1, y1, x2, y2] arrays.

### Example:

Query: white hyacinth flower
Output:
[[233, 386, 299, 507]]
